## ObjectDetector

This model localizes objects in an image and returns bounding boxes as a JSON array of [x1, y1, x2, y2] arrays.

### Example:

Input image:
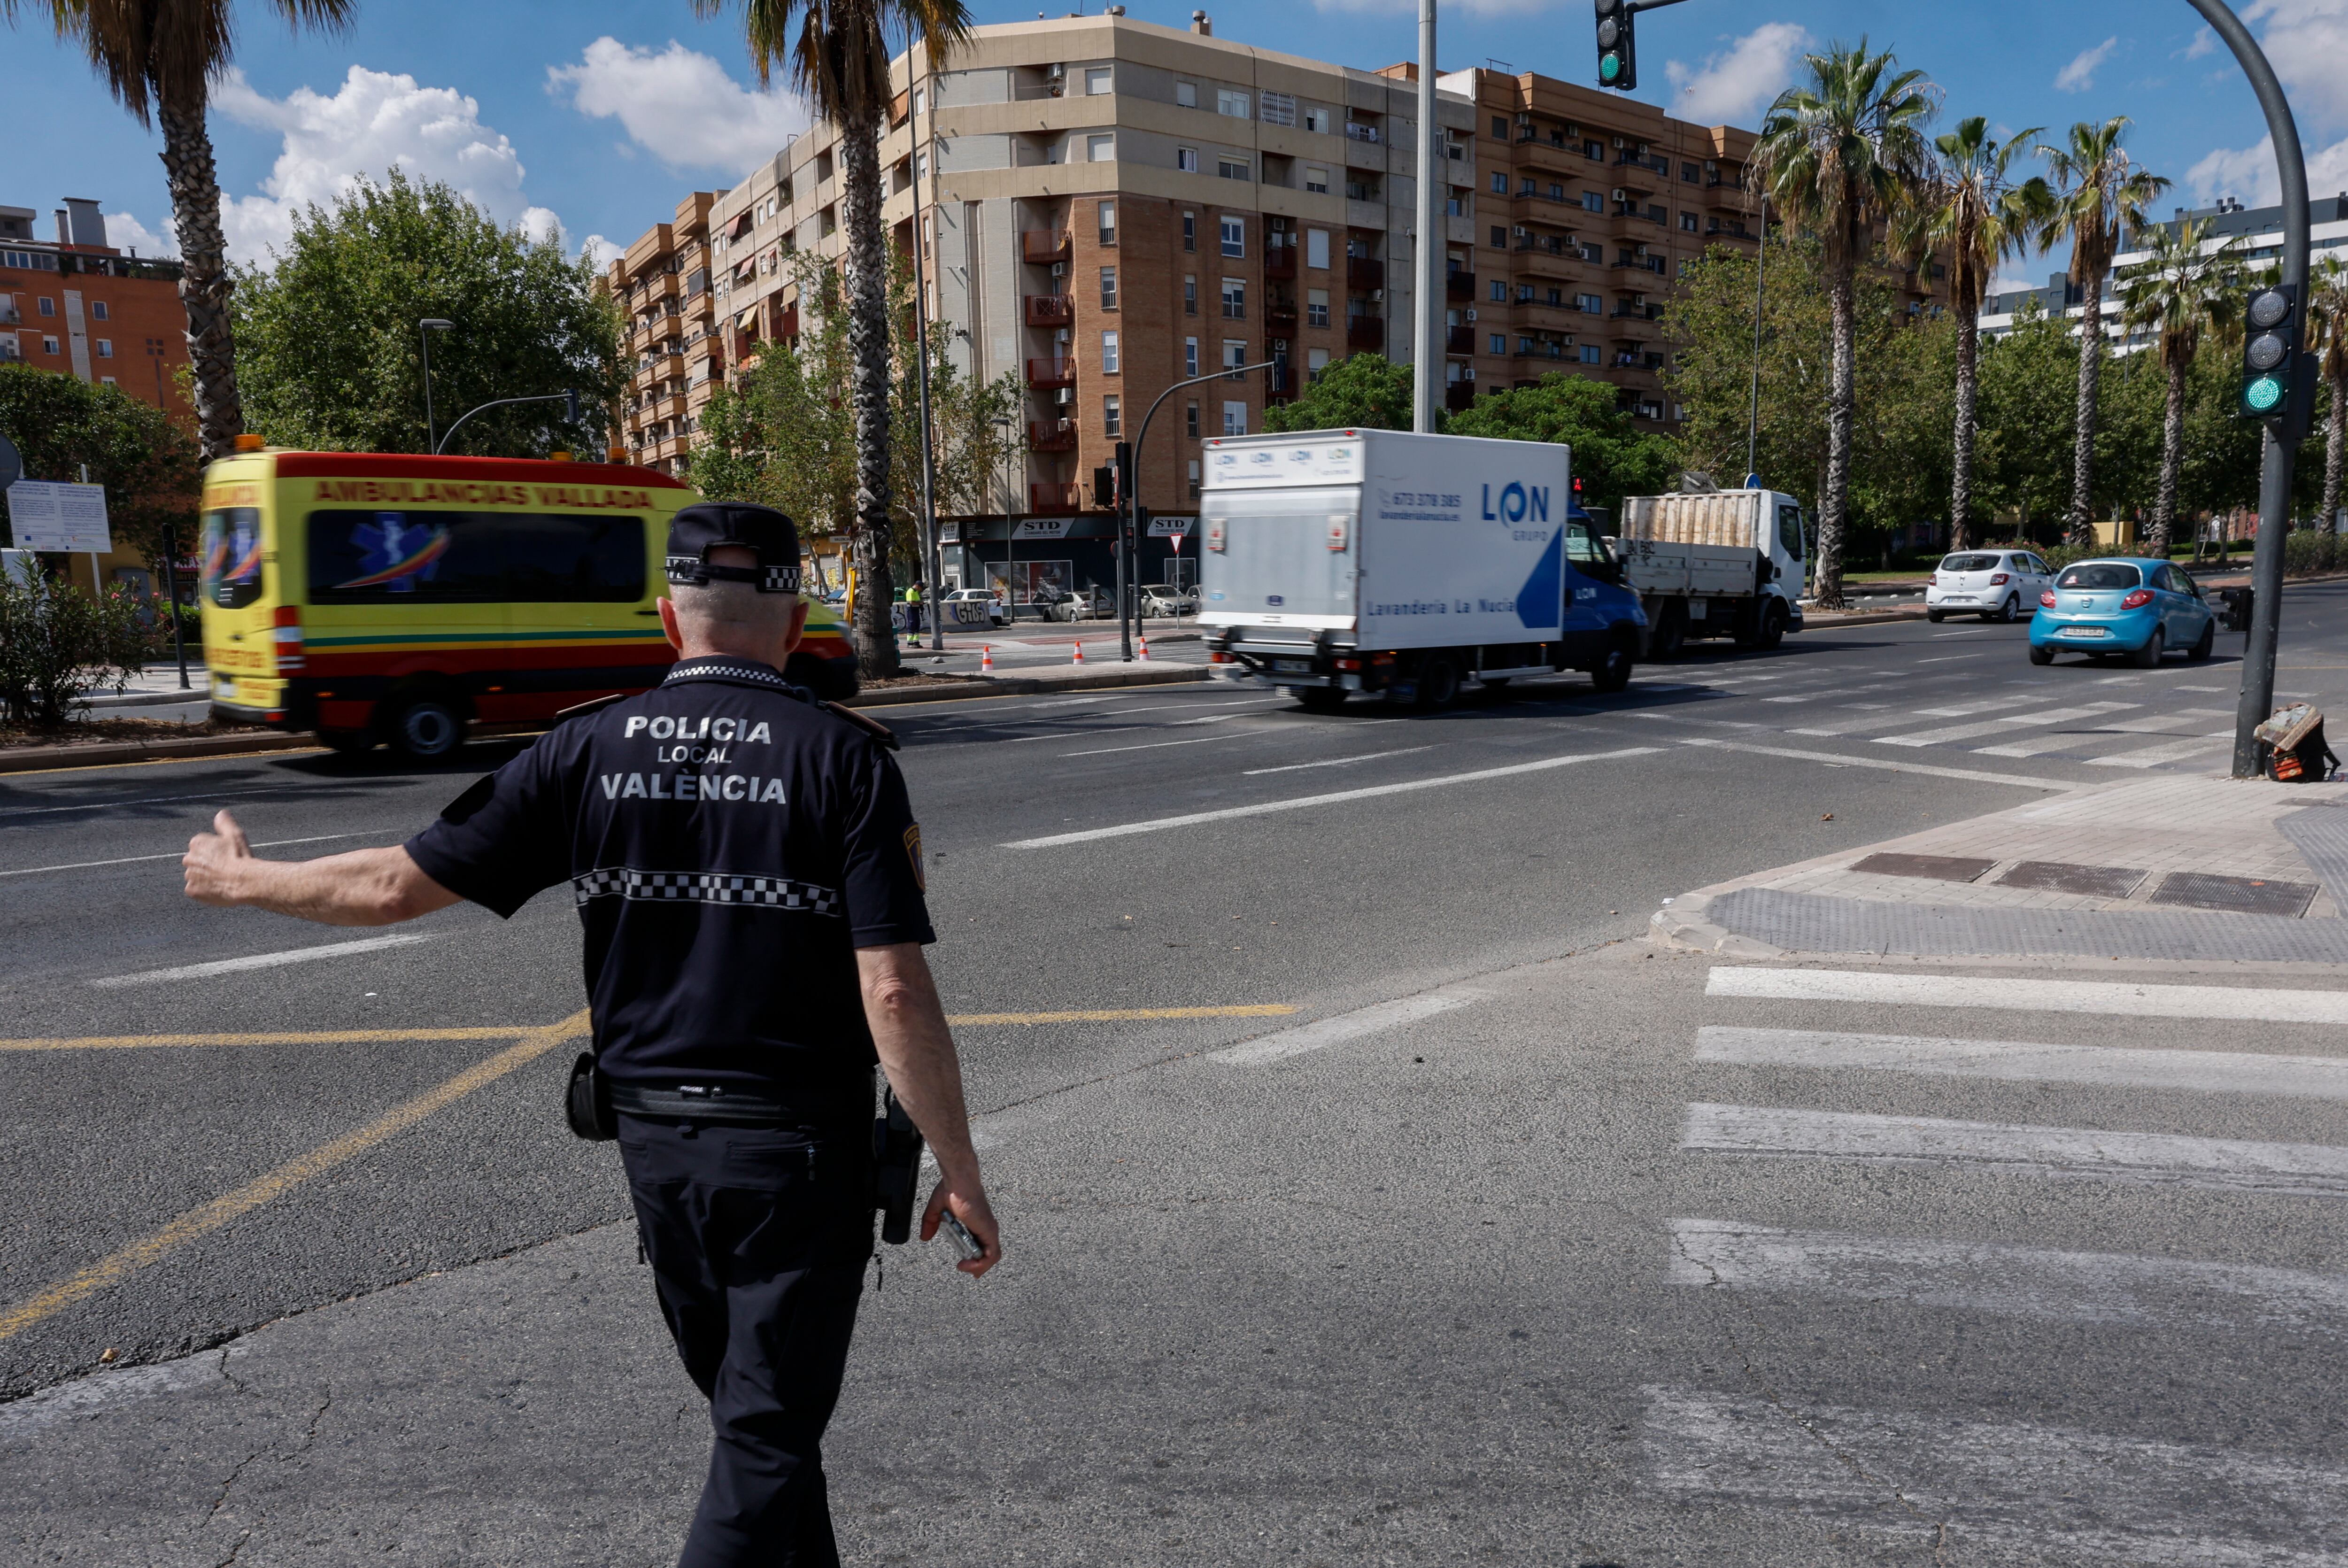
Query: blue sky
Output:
[[6, 0, 2345, 294]]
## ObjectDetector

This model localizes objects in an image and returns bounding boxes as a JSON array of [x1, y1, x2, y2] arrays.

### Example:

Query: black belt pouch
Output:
[[565, 1050, 616, 1141]]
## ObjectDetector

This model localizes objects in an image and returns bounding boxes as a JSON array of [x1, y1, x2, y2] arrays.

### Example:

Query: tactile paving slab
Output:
[[1709, 888, 2348, 961], [2147, 872, 2319, 919], [1849, 852, 1996, 884], [1995, 860, 2147, 899]]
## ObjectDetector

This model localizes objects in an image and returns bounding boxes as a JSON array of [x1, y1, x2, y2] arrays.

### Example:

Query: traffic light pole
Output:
[[2184, 0, 2309, 777], [1122, 361, 1279, 660]]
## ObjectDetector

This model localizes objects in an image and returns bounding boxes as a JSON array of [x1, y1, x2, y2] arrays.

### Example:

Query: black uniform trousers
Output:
[[618, 1112, 873, 1568]]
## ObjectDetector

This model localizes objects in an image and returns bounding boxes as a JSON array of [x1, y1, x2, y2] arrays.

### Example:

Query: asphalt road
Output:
[[6, 594, 2348, 1563]]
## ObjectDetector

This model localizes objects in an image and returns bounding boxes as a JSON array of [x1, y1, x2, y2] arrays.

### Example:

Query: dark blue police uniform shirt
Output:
[[405, 655, 935, 1111]]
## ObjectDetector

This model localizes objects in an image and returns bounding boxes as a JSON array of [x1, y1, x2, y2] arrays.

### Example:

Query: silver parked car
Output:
[[1926, 548, 2054, 624]]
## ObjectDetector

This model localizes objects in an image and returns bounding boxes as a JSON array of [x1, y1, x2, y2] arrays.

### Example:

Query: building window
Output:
[[1520, 177, 1537, 196], [38, 297, 54, 316], [1221, 278, 1245, 319], [1186, 400, 1200, 438], [1305, 165, 1329, 194], [95, 339, 112, 358], [1218, 157, 1251, 181], [1098, 200, 1116, 245], [1184, 274, 1198, 314], [1217, 88, 1249, 118], [1189, 458, 1202, 498], [1185, 335, 1199, 377], [1492, 116, 1508, 139], [1489, 279, 1506, 302], [1585, 139, 1604, 159], [1580, 343, 1602, 363], [1086, 66, 1112, 95], [1088, 134, 1115, 162], [1307, 346, 1330, 380], [1220, 216, 1244, 257], [1577, 293, 1602, 312], [1490, 170, 1506, 194], [1178, 146, 1198, 173], [1518, 336, 1534, 354], [1101, 330, 1120, 373], [1100, 266, 1118, 309], [1445, 195, 1465, 218], [100, 375, 116, 385], [1222, 399, 1247, 436], [1583, 190, 1604, 213], [1490, 226, 1506, 249], [1223, 339, 1247, 376], [1260, 91, 1296, 127], [91, 301, 108, 321], [1176, 80, 1198, 108], [1306, 288, 1329, 328], [1517, 283, 1534, 302], [1182, 212, 1197, 251], [42, 335, 58, 354], [1488, 333, 1506, 355], [1547, 286, 1564, 305], [1683, 162, 1700, 181], [1305, 107, 1330, 133], [1680, 211, 1698, 232], [1306, 229, 1329, 269], [1103, 394, 1121, 435]]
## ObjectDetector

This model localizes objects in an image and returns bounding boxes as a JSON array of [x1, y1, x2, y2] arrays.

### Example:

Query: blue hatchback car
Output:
[[2029, 557, 2217, 666]]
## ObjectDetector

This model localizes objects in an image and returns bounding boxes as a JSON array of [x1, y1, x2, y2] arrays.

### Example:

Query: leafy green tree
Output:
[[232, 172, 622, 458], [5, 0, 356, 461], [2308, 255, 2348, 530], [1444, 372, 1677, 514], [0, 364, 201, 570], [1261, 352, 1415, 434], [1752, 39, 1939, 605], [2036, 118, 2170, 543], [2116, 216, 2243, 552], [696, 0, 975, 679], [1974, 298, 2079, 539]]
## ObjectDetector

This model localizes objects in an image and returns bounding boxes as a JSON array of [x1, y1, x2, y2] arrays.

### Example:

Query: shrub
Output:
[[2285, 529, 2343, 578], [0, 569, 157, 729]]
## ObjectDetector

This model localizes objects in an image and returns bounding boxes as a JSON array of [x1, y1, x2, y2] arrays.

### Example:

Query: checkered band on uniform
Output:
[[572, 867, 842, 914]]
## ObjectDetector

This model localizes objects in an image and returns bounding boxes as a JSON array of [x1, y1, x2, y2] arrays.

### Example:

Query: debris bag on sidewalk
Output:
[[2255, 703, 2340, 781]]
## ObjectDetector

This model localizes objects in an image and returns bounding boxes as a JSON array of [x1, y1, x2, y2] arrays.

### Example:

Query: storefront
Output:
[[937, 514, 1195, 603]]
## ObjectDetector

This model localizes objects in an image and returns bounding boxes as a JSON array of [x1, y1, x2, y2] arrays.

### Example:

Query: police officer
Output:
[[181, 501, 1000, 1568]]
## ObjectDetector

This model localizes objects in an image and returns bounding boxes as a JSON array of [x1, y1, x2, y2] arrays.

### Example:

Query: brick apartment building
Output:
[[604, 192, 720, 475], [0, 198, 191, 418]]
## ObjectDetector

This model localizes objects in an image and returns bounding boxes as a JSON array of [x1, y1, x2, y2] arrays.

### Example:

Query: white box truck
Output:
[[1611, 489, 1808, 656], [1198, 428, 1647, 709]]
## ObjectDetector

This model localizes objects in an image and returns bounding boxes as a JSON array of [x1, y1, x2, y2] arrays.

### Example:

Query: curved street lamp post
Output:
[[1119, 360, 1279, 660]]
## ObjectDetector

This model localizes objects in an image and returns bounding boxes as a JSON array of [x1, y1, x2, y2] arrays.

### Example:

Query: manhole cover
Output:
[[2149, 872, 2319, 918], [1996, 860, 2147, 898], [1849, 852, 1996, 883]]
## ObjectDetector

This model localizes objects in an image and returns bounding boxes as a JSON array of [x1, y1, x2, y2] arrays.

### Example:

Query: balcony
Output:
[[1026, 356, 1076, 388], [1265, 303, 1299, 332], [1266, 366, 1295, 398], [1029, 482, 1082, 515], [633, 353, 685, 387], [1024, 294, 1075, 326], [1264, 244, 1298, 280], [1345, 316, 1384, 351], [1343, 121, 1382, 146], [1028, 418, 1078, 452], [1444, 382, 1478, 413], [1445, 325, 1473, 355], [1446, 270, 1475, 301], [1346, 256, 1383, 290], [1021, 230, 1072, 264]]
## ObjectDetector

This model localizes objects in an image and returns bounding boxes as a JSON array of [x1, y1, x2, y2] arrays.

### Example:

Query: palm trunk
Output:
[[838, 103, 900, 680], [2151, 352, 2186, 557], [2323, 372, 2345, 536], [2066, 273, 2103, 546], [157, 86, 244, 462], [1950, 309, 1979, 552], [1814, 260, 1856, 610]]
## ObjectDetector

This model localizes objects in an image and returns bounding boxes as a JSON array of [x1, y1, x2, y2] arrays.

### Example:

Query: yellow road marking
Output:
[[945, 1004, 1297, 1026], [0, 1010, 591, 1344], [0, 1027, 533, 1052]]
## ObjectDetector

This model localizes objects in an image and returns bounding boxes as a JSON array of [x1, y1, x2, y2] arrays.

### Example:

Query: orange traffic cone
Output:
[[980, 644, 994, 673], [1137, 636, 1151, 661], [1072, 640, 1086, 665]]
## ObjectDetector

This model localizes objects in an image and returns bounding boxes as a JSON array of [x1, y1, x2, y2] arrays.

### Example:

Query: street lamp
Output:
[[419, 319, 454, 454]]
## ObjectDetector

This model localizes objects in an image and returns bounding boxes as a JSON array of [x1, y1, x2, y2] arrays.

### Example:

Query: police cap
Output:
[[665, 502, 803, 594]]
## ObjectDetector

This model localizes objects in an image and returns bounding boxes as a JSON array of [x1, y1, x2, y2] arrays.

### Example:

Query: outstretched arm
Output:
[[183, 810, 463, 926], [857, 941, 1000, 1277]]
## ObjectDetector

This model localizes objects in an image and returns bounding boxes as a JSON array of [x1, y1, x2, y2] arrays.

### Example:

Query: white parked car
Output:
[[941, 587, 1006, 627], [1926, 548, 2053, 624]]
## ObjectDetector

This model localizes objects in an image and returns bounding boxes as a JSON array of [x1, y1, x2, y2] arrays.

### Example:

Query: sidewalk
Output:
[[1654, 771, 2348, 969]]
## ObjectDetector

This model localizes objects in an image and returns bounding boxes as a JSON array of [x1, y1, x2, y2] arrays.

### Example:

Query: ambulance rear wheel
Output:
[[388, 697, 467, 760]]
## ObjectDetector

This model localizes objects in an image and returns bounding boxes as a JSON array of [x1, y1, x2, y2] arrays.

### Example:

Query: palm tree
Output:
[[2307, 254, 2348, 536], [696, 0, 972, 680], [1752, 39, 1938, 609], [1899, 116, 2047, 552], [5, 0, 355, 462], [2036, 118, 2170, 546], [2115, 216, 2243, 557]]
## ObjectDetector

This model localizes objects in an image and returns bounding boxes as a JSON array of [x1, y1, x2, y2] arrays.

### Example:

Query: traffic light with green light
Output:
[[1594, 0, 1637, 90], [2240, 283, 2299, 421]]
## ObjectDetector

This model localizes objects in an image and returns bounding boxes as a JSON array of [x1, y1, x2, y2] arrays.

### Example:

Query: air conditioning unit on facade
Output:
[[1612, 188, 1627, 202], [1466, 308, 1476, 321], [1613, 136, 1627, 149], [1050, 261, 1066, 276]]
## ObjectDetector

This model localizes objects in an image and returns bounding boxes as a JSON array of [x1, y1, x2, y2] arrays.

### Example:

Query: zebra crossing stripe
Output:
[[1644, 1385, 2348, 1564], [1872, 701, 2137, 748], [1667, 1218, 2348, 1332], [1679, 1102, 2348, 1196], [1692, 1025, 2348, 1099], [2084, 730, 2235, 769], [1706, 966, 2348, 1025]]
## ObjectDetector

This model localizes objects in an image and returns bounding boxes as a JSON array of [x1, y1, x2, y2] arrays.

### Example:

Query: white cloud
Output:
[[1662, 22, 1812, 127], [2055, 36, 2119, 93], [2244, 0, 2348, 126], [104, 210, 176, 258], [2181, 26, 2218, 59], [2186, 131, 2348, 205], [580, 233, 626, 272], [547, 39, 807, 174], [211, 65, 563, 263]]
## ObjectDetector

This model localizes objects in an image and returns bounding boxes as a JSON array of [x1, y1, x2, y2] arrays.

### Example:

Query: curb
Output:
[[1648, 892, 1790, 959], [0, 665, 1211, 774], [1800, 606, 1929, 630]]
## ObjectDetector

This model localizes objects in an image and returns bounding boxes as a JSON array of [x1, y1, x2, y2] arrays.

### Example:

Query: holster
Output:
[[565, 1050, 616, 1141]]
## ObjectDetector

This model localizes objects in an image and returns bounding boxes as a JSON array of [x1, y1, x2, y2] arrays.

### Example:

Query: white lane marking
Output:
[[2177, 683, 2229, 691], [1006, 726, 1143, 744], [1695, 1025, 2348, 1100], [1903, 698, 2013, 718], [0, 1354, 229, 1442], [91, 933, 435, 989], [0, 833, 374, 880], [1873, 701, 2136, 747], [1971, 709, 2230, 757], [1001, 746, 1661, 848], [1668, 1217, 2348, 1332], [1063, 726, 1289, 758], [1244, 745, 1434, 776], [0, 783, 303, 821], [1644, 1385, 2348, 1565], [2085, 730, 2234, 769], [1680, 1102, 2348, 1196], [1707, 966, 2348, 1025], [1914, 654, 1977, 664], [1670, 736, 2070, 790], [1166, 703, 1292, 726], [1209, 990, 1483, 1066]]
